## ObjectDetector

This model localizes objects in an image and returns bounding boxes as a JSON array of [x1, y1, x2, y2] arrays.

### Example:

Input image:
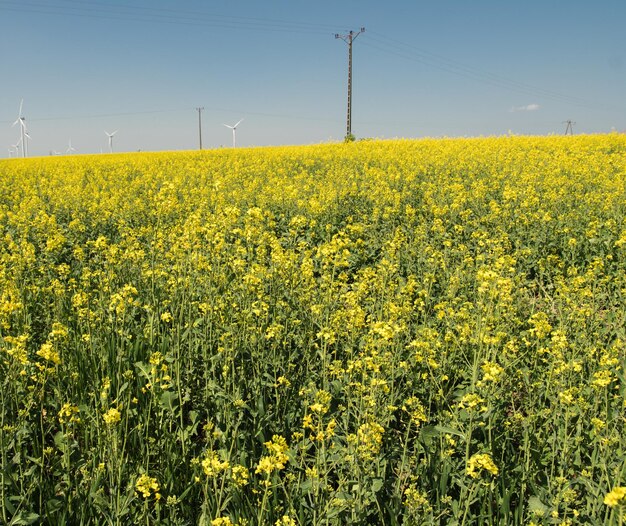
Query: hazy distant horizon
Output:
[[1, 0, 624, 157]]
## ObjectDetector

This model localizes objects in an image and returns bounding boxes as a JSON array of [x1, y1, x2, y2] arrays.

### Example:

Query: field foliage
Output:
[[1, 135, 626, 525]]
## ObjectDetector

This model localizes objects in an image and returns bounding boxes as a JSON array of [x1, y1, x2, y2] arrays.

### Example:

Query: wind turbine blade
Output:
[[24, 131, 31, 139], [223, 124, 233, 129], [234, 119, 244, 128], [111, 130, 118, 136], [18, 99, 23, 117], [12, 118, 20, 127]]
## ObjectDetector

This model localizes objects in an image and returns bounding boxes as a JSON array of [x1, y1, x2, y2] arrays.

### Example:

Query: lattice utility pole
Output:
[[335, 27, 365, 140], [196, 107, 204, 149], [563, 120, 575, 135]]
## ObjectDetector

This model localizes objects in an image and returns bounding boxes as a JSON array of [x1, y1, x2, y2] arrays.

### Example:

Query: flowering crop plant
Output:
[[1, 134, 626, 525]]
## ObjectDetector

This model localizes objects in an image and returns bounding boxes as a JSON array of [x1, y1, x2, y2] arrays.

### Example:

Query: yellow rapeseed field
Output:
[[1, 135, 625, 525]]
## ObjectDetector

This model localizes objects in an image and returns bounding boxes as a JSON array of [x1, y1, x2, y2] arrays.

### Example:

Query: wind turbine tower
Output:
[[223, 119, 243, 148], [105, 130, 118, 153], [12, 100, 30, 157], [11, 140, 21, 158]]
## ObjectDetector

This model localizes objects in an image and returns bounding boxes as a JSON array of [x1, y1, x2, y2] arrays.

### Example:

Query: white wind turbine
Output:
[[66, 138, 77, 154], [12, 99, 30, 157], [11, 139, 22, 158], [104, 130, 117, 153], [222, 118, 243, 148], [9, 140, 20, 157]]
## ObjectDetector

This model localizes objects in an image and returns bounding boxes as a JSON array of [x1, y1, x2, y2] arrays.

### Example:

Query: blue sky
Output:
[[1, 0, 625, 156]]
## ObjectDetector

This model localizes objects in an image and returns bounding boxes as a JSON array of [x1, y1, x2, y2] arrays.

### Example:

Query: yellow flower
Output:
[[276, 375, 291, 387], [591, 418, 605, 431], [348, 421, 385, 461], [479, 361, 504, 383], [404, 485, 431, 511], [302, 414, 314, 430], [275, 515, 297, 526], [255, 435, 289, 475], [604, 486, 626, 507], [255, 456, 279, 475], [211, 518, 234, 526], [325, 418, 337, 438], [466, 453, 499, 479], [2, 334, 29, 364], [264, 434, 288, 457], [49, 322, 68, 341], [149, 351, 163, 365], [309, 403, 326, 414], [231, 464, 249, 486], [528, 312, 552, 339], [402, 396, 427, 425], [103, 407, 121, 425], [458, 393, 485, 412], [135, 473, 160, 499], [36, 342, 61, 365], [100, 377, 111, 401], [58, 403, 80, 425], [591, 370, 614, 389], [202, 450, 230, 477], [309, 390, 331, 414]]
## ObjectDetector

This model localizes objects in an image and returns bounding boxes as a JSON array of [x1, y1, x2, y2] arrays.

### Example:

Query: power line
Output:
[[48, 0, 344, 32], [335, 28, 365, 140], [3, 3, 621, 137], [3, 1, 619, 113], [363, 31, 625, 113], [0, 106, 345, 127], [0, 0, 342, 35], [563, 120, 576, 135], [367, 32, 585, 103], [0, 108, 190, 125]]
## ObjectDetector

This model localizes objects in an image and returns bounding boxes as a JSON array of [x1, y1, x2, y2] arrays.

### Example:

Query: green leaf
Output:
[[434, 425, 464, 437], [371, 478, 384, 493], [420, 425, 464, 438], [4, 497, 16, 515], [134, 361, 151, 379], [528, 496, 548, 514], [11, 511, 40, 525], [53, 431, 66, 448], [46, 498, 64, 514], [300, 478, 313, 492], [160, 391, 179, 412]]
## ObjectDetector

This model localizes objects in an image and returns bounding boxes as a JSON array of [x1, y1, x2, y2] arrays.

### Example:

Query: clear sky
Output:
[[1, 0, 625, 156]]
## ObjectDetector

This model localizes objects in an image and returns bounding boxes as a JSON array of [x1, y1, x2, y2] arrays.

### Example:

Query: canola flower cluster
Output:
[[1, 134, 626, 525]]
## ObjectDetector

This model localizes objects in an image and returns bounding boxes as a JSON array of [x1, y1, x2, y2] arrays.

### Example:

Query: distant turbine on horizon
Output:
[[104, 130, 118, 153], [12, 99, 30, 157], [11, 139, 22, 158], [66, 138, 76, 154], [222, 119, 243, 148], [9, 140, 21, 157]]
